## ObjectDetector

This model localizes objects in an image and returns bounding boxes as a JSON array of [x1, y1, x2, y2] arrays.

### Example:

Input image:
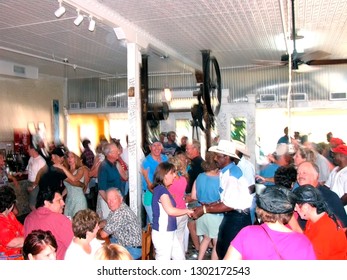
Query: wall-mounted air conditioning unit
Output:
[[291, 93, 307, 101], [0, 60, 38, 79], [280, 93, 307, 101], [69, 103, 80, 109], [260, 94, 276, 103], [106, 101, 117, 107], [330, 92, 347, 100], [86, 102, 97, 108]]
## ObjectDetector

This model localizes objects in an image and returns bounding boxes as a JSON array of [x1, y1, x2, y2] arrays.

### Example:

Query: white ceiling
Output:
[[1, 0, 347, 79]]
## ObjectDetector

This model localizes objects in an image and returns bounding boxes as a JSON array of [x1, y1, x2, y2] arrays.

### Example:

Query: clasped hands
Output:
[[187, 206, 204, 220]]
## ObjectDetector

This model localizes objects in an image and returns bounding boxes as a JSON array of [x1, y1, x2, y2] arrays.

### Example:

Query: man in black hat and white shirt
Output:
[[191, 139, 253, 259]]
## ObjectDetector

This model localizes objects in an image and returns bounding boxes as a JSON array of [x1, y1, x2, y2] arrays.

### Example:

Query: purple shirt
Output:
[[231, 223, 316, 260], [152, 185, 177, 232]]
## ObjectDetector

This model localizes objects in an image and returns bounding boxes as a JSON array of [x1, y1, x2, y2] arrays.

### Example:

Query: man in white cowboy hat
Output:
[[191, 139, 253, 260]]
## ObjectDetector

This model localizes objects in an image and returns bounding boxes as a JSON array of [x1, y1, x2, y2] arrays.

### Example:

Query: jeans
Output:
[[124, 246, 142, 260], [110, 237, 142, 260], [216, 210, 252, 259], [250, 195, 257, 224], [142, 192, 153, 224]]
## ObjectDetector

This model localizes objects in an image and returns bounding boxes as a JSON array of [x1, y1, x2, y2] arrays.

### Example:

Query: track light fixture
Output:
[[54, 0, 66, 18], [113, 27, 126, 40], [53, 5, 97, 31], [88, 16, 96, 32], [74, 10, 84, 26]]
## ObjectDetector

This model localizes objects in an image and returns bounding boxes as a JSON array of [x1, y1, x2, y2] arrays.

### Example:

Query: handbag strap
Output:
[[260, 224, 284, 260]]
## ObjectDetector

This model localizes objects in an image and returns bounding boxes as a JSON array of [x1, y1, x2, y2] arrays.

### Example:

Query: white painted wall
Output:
[[0, 75, 66, 146]]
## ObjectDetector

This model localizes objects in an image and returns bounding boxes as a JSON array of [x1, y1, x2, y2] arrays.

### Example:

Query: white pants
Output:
[[152, 229, 186, 260], [176, 215, 188, 255], [96, 194, 110, 220]]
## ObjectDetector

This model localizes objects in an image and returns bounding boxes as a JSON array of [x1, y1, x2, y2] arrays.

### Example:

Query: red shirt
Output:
[[0, 212, 24, 257], [305, 213, 347, 260]]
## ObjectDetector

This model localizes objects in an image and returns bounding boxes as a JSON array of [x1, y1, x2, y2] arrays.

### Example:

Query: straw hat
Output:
[[233, 140, 250, 157]]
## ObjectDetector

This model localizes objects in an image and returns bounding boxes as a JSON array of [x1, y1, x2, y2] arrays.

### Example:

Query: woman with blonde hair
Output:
[[293, 145, 316, 167], [60, 152, 88, 217], [168, 152, 190, 256], [94, 243, 132, 260]]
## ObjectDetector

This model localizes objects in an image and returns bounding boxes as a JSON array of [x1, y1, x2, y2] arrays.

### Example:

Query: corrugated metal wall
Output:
[[67, 64, 347, 108]]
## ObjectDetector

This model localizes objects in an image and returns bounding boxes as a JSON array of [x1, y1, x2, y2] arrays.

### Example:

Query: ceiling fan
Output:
[[254, 0, 347, 71]]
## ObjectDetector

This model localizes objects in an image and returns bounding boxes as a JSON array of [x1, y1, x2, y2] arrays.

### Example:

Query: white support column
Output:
[[127, 43, 144, 218], [217, 91, 257, 167]]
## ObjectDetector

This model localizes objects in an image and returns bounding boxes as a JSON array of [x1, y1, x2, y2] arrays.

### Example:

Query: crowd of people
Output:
[[0, 128, 346, 261], [0, 137, 133, 260]]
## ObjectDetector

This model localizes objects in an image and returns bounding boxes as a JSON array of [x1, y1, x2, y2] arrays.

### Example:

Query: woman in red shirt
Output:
[[0, 186, 24, 259], [294, 185, 347, 260]]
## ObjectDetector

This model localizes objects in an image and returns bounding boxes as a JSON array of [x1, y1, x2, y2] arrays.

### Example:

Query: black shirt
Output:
[[186, 156, 204, 193], [38, 163, 67, 194], [298, 185, 347, 229], [318, 185, 347, 227]]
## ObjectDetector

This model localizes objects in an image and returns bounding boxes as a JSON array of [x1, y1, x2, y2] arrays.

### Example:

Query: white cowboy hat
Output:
[[233, 140, 250, 157], [208, 139, 240, 159], [275, 143, 288, 156]]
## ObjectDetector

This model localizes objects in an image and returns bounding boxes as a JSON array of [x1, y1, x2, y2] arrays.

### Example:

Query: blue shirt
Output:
[[98, 159, 125, 196], [277, 135, 289, 144], [259, 163, 279, 186], [141, 154, 168, 191], [195, 172, 220, 204]]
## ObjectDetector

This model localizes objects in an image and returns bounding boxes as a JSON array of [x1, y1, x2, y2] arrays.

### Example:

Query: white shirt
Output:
[[237, 156, 255, 187], [325, 165, 347, 213], [315, 153, 331, 183], [220, 163, 253, 210], [26, 155, 46, 182], [64, 238, 103, 260]]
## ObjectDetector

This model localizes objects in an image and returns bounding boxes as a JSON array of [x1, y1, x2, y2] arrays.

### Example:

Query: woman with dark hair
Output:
[[224, 186, 316, 260], [22, 230, 57, 260], [151, 162, 193, 260], [0, 186, 24, 259], [274, 165, 297, 190], [294, 185, 347, 259]]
